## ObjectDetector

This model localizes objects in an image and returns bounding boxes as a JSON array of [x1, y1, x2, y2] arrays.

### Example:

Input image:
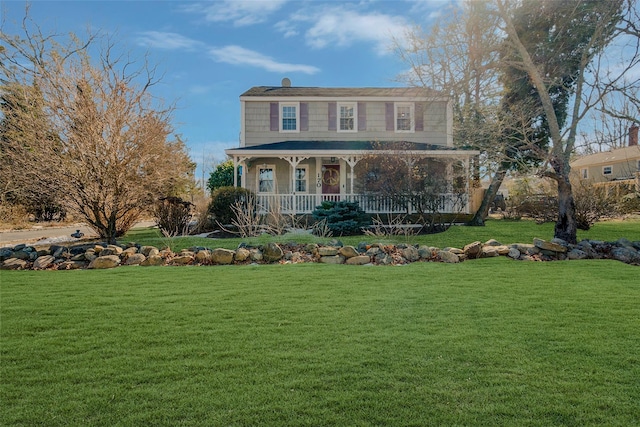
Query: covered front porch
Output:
[[225, 141, 480, 215]]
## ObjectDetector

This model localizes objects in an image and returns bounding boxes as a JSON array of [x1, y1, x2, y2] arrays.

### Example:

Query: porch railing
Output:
[[255, 194, 469, 215]]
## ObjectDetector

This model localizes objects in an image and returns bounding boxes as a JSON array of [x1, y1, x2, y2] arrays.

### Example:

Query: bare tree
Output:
[[0, 11, 193, 243], [495, 0, 639, 243]]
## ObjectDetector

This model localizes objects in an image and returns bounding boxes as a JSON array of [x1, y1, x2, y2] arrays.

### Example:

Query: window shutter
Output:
[[328, 102, 337, 131], [358, 102, 366, 131], [300, 102, 309, 131], [415, 102, 424, 131], [385, 102, 394, 131], [270, 102, 279, 131]]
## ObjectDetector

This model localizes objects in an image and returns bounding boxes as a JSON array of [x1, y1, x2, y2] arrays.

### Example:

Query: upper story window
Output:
[[602, 165, 612, 176], [338, 103, 356, 132], [395, 103, 414, 132], [637, 160, 640, 171], [281, 103, 299, 132], [581, 168, 588, 179]]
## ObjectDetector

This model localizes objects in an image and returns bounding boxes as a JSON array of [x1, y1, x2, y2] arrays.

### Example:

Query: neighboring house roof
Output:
[[241, 86, 445, 99], [226, 140, 479, 157], [571, 145, 640, 168]]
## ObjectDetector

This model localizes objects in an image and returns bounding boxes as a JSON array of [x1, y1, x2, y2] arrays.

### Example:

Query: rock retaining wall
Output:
[[2, 237, 639, 270]]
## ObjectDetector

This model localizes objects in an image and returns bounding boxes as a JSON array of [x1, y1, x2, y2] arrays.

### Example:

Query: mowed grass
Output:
[[2, 259, 640, 426]]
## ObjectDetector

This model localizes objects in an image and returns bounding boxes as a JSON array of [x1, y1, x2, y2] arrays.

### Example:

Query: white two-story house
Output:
[[225, 79, 480, 215]]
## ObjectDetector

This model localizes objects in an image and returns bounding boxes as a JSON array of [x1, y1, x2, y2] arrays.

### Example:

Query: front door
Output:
[[321, 164, 340, 196]]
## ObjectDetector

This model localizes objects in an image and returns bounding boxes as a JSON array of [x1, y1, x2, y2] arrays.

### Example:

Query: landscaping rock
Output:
[[88, 255, 121, 269], [401, 245, 420, 262], [463, 241, 482, 258], [611, 247, 640, 264], [33, 255, 56, 269], [171, 255, 193, 266], [533, 238, 567, 253], [0, 247, 14, 261], [195, 250, 211, 264], [437, 250, 459, 263], [140, 246, 160, 257], [318, 246, 339, 257], [250, 248, 263, 262], [1, 258, 28, 270], [140, 255, 164, 266], [484, 239, 502, 246], [235, 247, 250, 262], [567, 249, 588, 260], [320, 255, 345, 264], [124, 253, 146, 265], [338, 245, 359, 258], [481, 246, 499, 257], [507, 248, 521, 259], [262, 243, 283, 262], [346, 255, 371, 265], [211, 248, 235, 265], [58, 261, 85, 270]]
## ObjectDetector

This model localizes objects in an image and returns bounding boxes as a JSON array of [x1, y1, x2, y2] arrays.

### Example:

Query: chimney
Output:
[[630, 124, 639, 147], [281, 77, 291, 88]]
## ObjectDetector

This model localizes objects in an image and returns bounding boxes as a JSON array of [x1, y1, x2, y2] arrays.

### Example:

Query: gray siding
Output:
[[243, 100, 449, 147]]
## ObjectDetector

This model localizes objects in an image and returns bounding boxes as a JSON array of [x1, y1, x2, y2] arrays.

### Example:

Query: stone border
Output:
[[2, 236, 639, 270]]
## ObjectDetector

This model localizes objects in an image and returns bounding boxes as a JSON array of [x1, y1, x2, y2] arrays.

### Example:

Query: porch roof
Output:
[[225, 140, 480, 157]]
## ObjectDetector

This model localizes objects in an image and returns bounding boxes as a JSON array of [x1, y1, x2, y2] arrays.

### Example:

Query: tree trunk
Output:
[[554, 174, 577, 244], [468, 168, 506, 226]]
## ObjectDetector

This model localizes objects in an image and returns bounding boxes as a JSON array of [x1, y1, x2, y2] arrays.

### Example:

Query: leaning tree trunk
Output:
[[468, 169, 506, 226], [554, 174, 578, 244]]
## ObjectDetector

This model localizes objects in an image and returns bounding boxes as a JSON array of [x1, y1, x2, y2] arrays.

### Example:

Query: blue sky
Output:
[[1, 0, 449, 182]]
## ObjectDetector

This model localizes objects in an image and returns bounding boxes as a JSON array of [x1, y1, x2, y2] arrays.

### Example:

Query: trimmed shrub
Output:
[[154, 196, 194, 236], [208, 186, 253, 226], [312, 200, 370, 236]]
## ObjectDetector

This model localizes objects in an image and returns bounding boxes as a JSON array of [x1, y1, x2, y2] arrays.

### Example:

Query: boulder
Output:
[[507, 248, 521, 259], [481, 246, 499, 257], [140, 246, 160, 257], [124, 253, 146, 265], [495, 246, 511, 256], [567, 249, 588, 260], [58, 261, 85, 270], [140, 255, 164, 266], [319, 255, 345, 264], [0, 247, 14, 261], [211, 248, 235, 265], [375, 253, 393, 265], [171, 255, 193, 265], [533, 238, 567, 253], [88, 255, 121, 269], [262, 243, 283, 262], [33, 255, 56, 269], [195, 250, 212, 264], [235, 247, 250, 262], [438, 250, 460, 263], [345, 255, 371, 265], [318, 246, 339, 257], [338, 245, 359, 259], [11, 250, 32, 261], [484, 239, 503, 247], [1, 258, 28, 270], [401, 245, 420, 262], [463, 241, 482, 258], [250, 248, 263, 262], [611, 247, 640, 264], [122, 247, 138, 256]]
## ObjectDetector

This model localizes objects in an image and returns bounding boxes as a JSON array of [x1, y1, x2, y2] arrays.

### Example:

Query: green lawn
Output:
[[2, 258, 639, 426]]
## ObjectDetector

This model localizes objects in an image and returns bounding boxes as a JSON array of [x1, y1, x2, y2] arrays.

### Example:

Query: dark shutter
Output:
[[357, 102, 366, 131], [385, 102, 394, 131], [415, 102, 424, 131], [300, 102, 309, 131], [270, 102, 279, 131], [328, 102, 337, 131]]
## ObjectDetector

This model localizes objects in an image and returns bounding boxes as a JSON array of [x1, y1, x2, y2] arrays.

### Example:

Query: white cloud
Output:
[[209, 45, 320, 75], [182, 0, 289, 27], [136, 31, 204, 51], [282, 6, 411, 55]]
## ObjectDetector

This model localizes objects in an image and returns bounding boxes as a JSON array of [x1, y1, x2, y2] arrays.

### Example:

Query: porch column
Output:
[[343, 155, 362, 201], [233, 156, 239, 187]]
